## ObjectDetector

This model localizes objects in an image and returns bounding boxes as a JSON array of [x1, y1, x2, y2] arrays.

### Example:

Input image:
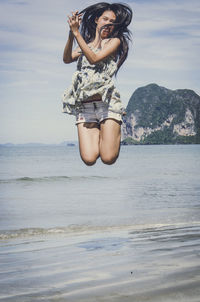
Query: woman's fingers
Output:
[[71, 10, 78, 20], [67, 11, 82, 30], [67, 15, 72, 26]]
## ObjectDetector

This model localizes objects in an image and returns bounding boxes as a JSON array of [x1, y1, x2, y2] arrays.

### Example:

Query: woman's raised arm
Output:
[[63, 11, 82, 64], [68, 11, 120, 64]]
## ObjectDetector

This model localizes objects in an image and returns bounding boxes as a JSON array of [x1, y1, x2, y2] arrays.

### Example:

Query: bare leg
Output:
[[99, 119, 121, 165], [77, 122, 100, 166]]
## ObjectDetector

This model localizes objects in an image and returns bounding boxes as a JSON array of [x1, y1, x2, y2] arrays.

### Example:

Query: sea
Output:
[[0, 144, 200, 302]]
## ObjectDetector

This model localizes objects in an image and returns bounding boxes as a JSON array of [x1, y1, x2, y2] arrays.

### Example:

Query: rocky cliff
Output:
[[122, 83, 200, 144]]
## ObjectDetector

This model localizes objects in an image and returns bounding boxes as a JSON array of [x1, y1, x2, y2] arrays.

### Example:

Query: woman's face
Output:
[[95, 10, 116, 38]]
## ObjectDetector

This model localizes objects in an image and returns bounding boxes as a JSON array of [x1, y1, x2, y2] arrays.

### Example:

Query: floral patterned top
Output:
[[62, 46, 124, 115]]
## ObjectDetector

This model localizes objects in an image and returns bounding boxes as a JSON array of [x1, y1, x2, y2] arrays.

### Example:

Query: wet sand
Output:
[[1, 223, 200, 302]]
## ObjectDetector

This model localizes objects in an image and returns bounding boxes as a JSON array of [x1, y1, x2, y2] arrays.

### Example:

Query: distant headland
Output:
[[122, 83, 200, 145], [0, 141, 78, 147]]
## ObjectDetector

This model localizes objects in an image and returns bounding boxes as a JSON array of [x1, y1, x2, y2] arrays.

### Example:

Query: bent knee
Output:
[[80, 154, 98, 166], [101, 154, 118, 165], [82, 159, 97, 166]]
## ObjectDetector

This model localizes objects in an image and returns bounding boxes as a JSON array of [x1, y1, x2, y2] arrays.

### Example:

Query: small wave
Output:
[[0, 175, 112, 184], [0, 176, 71, 183], [0, 227, 68, 240], [0, 225, 127, 240], [1, 222, 200, 240], [0, 225, 101, 240], [17, 176, 71, 182]]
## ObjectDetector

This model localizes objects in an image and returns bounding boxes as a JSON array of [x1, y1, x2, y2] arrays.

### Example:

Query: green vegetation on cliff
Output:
[[122, 83, 200, 145]]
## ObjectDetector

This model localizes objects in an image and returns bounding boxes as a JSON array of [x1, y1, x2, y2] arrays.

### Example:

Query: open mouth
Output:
[[102, 29, 110, 34]]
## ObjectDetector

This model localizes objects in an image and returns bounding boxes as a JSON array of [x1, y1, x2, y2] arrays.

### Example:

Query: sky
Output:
[[0, 0, 200, 144]]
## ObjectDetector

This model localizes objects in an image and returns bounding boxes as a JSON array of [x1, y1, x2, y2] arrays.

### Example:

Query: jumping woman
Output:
[[62, 2, 132, 166]]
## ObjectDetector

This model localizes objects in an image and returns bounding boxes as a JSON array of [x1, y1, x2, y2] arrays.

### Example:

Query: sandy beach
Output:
[[1, 222, 200, 302]]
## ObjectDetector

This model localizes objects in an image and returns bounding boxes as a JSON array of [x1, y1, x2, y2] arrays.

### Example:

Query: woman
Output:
[[62, 2, 132, 166]]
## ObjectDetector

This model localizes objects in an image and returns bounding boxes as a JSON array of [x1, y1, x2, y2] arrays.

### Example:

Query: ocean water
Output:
[[0, 144, 200, 301]]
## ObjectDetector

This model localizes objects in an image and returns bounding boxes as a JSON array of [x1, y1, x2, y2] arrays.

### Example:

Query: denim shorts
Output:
[[75, 101, 122, 125]]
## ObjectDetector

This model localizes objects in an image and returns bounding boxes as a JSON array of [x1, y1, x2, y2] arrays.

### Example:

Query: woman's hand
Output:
[[68, 11, 82, 35]]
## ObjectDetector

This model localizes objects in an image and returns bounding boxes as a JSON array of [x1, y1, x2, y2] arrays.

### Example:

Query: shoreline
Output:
[[1, 223, 200, 302]]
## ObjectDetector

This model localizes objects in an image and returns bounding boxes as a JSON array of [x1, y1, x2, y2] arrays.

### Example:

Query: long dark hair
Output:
[[79, 2, 133, 73]]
